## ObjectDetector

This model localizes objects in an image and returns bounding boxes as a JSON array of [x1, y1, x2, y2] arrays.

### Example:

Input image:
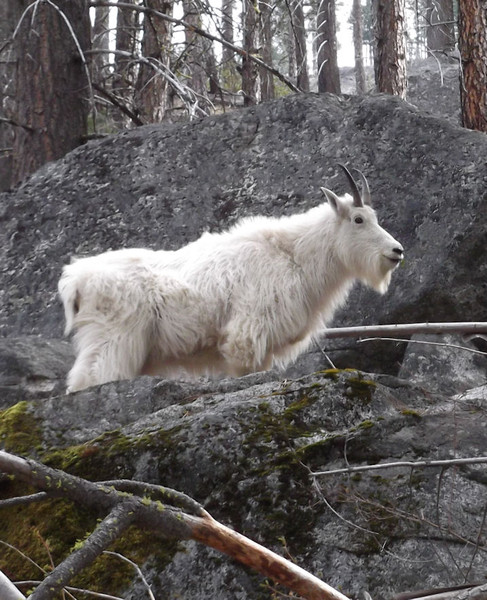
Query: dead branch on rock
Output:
[[322, 322, 487, 341], [0, 450, 350, 600], [311, 457, 487, 477]]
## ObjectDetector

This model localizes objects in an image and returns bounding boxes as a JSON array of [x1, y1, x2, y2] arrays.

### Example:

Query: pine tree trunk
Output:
[[11, 0, 90, 185], [221, 0, 239, 92], [316, 0, 341, 94], [182, 0, 208, 98], [135, 0, 173, 123], [0, 0, 25, 190], [242, 0, 260, 105], [92, 5, 110, 85], [291, 0, 310, 91], [352, 0, 367, 93], [373, 0, 407, 99], [114, 0, 138, 121], [287, 15, 297, 82], [259, 0, 275, 101], [458, 0, 487, 132]]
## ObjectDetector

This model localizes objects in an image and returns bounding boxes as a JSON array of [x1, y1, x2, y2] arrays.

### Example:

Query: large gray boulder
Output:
[[1, 89, 487, 599], [1, 338, 486, 599], [1, 92, 486, 378]]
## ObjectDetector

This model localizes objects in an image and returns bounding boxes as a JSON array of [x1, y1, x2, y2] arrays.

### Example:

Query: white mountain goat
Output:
[[59, 165, 404, 392]]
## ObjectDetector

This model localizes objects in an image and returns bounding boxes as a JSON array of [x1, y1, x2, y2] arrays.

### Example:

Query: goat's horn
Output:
[[337, 163, 363, 207], [353, 169, 371, 206]]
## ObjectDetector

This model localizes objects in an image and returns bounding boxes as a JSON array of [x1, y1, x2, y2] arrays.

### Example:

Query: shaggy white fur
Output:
[[59, 178, 404, 392]]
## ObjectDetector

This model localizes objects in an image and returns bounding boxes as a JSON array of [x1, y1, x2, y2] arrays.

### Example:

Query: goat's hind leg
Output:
[[219, 319, 272, 376]]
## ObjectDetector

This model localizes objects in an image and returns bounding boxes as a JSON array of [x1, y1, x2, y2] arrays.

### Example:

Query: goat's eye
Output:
[[354, 216, 364, 224]]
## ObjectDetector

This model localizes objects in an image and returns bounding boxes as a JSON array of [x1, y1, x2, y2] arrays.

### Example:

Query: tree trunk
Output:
[[373, 0, 407, 99], [11, 0, 91, 186], [458, 0, 487, 132], [0, 0, 25, 191], [134, 0, 173, 123], [91, 4, 110, 85], [352, 0, 367, 93], [259, 0, 275, 101], [316, 0, 341, 94], [182, 0, 208, 98], [221, 0, 239, 93], [426, 0, 455, 53], [205, 39, 220, 96], [242, 0, 261, 105], [114, 0, 138, 122], [287, 8, 297, 81], [290, 0, 310, 91]]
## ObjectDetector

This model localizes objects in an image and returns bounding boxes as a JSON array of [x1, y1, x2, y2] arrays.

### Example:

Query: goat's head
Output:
[[321, 164, 404, 294]]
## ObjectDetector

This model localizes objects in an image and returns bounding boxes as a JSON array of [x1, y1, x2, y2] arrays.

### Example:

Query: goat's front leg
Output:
[[67, 328, 149, 392]]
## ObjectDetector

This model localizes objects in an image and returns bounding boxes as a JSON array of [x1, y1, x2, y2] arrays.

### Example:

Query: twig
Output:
[[0, 492, 48, 507], [103, 552, 155, 600], [15, 583, 122, 600], [427, 49, 445, 86], [0, 540, 47, 575], [91, 82, 144, 126], [394, 582, 487, 600], [357, 337, 487, 357], [311, 456, 487, 477], [0, 116, 35, 132]]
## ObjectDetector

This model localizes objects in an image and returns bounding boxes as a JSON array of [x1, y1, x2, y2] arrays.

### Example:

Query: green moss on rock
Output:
[[0, 401, 43, 454]]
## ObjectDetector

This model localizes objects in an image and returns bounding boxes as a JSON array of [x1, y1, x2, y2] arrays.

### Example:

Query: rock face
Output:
[[1, 340, 487, 599], [1, 89, 487, 599]]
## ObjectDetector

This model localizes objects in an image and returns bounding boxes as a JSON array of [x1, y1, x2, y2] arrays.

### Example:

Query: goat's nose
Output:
[[393, 246, 404, 256]]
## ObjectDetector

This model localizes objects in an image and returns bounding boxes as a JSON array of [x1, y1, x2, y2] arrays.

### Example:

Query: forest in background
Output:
[[0, 0, 486, 190]]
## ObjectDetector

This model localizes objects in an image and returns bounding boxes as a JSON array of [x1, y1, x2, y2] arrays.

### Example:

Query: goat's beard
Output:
[[369, 270, 393, 295], [360, 257, 398, 295]]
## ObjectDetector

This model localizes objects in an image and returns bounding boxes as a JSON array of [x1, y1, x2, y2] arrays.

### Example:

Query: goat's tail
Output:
[[58, 269, 80, 336]]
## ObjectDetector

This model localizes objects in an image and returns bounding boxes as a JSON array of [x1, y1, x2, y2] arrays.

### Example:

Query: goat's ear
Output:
[[321, 187, 348, 217]]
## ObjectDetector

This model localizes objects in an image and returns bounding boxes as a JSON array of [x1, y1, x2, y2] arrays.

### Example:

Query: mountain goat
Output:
[[59, 165, 404, 392]]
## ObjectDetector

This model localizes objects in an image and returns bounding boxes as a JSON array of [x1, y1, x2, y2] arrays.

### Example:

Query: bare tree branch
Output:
[[30, 502, 136, 600], [312, 456, 487, 477], [100, 479, 206, 516], [16, 582, 122, 600], [322, 322, 487, 341], [393, 582, 487, 600], [0, 117, 35, 132], [357, 336, 487, 357], [92, 83, 144, 127], [0, 450, 350, 600], [88, 49, 213, 119], [89, 0, 301, 93], [0, 492, 47, 508]]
